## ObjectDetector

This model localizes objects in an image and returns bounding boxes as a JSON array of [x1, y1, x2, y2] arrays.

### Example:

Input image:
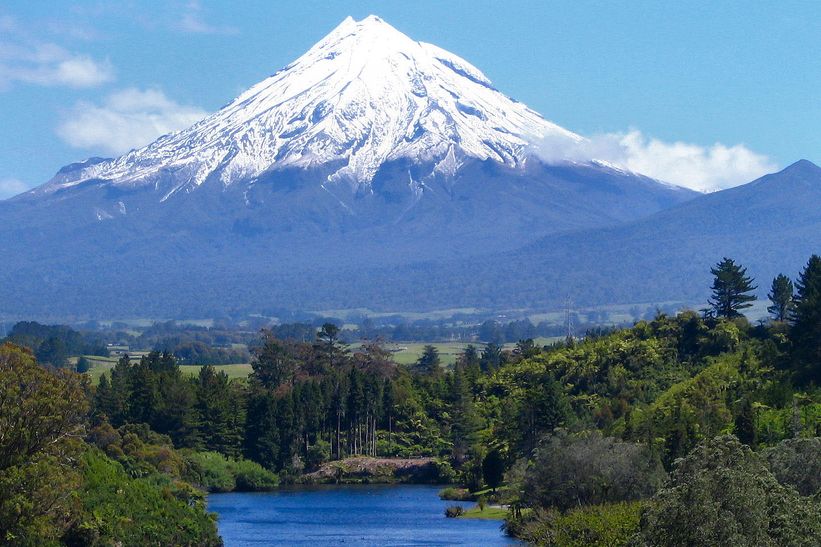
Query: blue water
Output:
[[208, 485, 517, 546]]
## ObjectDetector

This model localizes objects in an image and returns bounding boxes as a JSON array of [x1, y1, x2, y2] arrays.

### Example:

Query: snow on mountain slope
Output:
[[34, 15, 581, 199]]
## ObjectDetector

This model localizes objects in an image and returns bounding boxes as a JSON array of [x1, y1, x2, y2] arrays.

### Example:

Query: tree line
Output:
[[3, 253, 820, 545]]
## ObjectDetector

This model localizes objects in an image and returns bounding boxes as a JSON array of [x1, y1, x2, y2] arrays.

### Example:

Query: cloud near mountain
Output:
[[533, 129, 776, 192], [56, 87, 208, 154], [0, 178, 28, 200]]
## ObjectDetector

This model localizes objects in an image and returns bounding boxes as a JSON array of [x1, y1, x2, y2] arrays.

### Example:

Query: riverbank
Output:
[[300, 456, 449, 484], [459, 505, 509, 520]]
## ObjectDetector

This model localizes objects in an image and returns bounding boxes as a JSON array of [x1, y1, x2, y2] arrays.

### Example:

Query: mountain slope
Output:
[[0, 15, 698, 319], [348, 159, 821, 312]]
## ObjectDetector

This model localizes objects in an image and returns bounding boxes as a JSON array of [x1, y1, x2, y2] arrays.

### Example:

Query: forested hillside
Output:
[[2, 255, 819, 545]]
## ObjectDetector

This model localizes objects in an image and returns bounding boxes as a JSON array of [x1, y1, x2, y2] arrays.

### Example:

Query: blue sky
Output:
[[1, 0, 819, 197]]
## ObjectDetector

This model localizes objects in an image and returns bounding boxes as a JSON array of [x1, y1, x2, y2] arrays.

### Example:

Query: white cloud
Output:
[[56, 87, 208, 154], [179, 1, 237, 35], [534, 129, 777, 192], [0, 178, 29, 199], [0, 40, 113, 90]]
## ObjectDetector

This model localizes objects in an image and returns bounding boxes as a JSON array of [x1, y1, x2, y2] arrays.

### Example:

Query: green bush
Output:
[[233, 458, 279, 491], [509, 502, 644, 546], [517, 430, 665, 512], [189, 452, 236, 492], [184, 450, 278, 492], [306, 439, 331, 470], [76, 356, 91, 373], [67, 449, 221, 546], [763, 436, 821, 496], [433, 458, 458, 483], [445, 505, 464, 518]]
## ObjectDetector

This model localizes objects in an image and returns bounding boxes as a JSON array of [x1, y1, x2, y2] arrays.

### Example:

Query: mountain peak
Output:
[[33, 15, 581, 198], [780, 159, 821, 176], [318, 14, 413, 55], [353, 14, 387, 26]]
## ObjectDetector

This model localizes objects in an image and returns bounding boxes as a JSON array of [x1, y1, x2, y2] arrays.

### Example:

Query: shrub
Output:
[[183, 450, 278, 492], [72, 449, 221, 546], [233, 458, 279, 491], [76, 356, 91, 373], [509, 502, 644, 546], [306, 440, 331, 471], [519, 430, 665, 511], [762, 437, 821, 496], [433, 458, 458, 483], [445, 505, 464, 518]]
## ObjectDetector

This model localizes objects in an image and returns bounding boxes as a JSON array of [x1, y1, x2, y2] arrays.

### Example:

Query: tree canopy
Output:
[[637, 435, 821, 546]]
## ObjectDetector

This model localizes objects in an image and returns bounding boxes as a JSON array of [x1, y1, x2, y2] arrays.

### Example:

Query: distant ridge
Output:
[[365, 159, 821, 312]]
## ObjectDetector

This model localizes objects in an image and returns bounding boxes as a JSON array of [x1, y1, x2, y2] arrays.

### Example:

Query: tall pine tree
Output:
[[415, 345, 441, 376], [252, 335, 299, 389], [708, 257, 757, 318], [195, 365, 243, 456], [450, 360, 482, 463], [767, 273, 794, 322], [107, 354, 132, 426], [790, 255, 821, 383]]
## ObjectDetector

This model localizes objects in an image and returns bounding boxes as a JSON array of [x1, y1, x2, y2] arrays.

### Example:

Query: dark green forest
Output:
[[2, 255, 820, 545]]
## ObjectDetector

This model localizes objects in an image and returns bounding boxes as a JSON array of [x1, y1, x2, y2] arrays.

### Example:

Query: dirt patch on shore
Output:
[[302, 456, 440, 484]]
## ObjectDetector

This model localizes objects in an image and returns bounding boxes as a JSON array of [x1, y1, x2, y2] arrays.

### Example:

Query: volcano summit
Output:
[[1, 16, 696, 318]]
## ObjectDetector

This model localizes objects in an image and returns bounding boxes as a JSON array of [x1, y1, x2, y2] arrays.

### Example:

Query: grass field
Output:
[[381, 342, 473, 367], [79, 355, 252, 384], [79, 336, 563, 384], [459, 506, 509, 520]]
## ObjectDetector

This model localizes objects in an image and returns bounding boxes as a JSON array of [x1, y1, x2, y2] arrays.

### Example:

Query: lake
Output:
[[209, 485, 517, 546]]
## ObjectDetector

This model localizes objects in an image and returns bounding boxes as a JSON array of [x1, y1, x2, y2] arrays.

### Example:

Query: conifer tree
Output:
[[450, 360, 482, 463], [459, 344, 481, 384], [346, 367, 366, 454], [315, 323, 348, 370], [252, 335, 299, 389], [480, 343, 504, 373], [790, 254, 821, 383], [415, 345, 441, 376], [516, 373, 570, 455], [196, 365, 242, 456], [708, 257, 757, 318], [734, 397, 757, 447], [75, 356, 90, 373], [767, 273, 794, 322], [107, 354, 132, 426], [94, 373, 115, 420], [482, 449, 505, 493], [244, 389, 280, 470]]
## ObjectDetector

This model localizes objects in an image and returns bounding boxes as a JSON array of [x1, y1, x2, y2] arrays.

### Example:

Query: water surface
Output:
[[209, 484, 516, 546]]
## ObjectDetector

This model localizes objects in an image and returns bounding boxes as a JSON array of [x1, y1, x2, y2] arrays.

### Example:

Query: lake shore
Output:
[[298, 456, 448, 485]]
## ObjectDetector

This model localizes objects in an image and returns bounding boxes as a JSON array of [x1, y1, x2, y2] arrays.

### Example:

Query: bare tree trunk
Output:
[[336, 411, 341, 460]]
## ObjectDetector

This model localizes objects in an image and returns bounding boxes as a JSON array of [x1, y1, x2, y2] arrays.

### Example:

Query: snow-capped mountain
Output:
[[1, 16, 700, 319], [35, 15, 580, 199]]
